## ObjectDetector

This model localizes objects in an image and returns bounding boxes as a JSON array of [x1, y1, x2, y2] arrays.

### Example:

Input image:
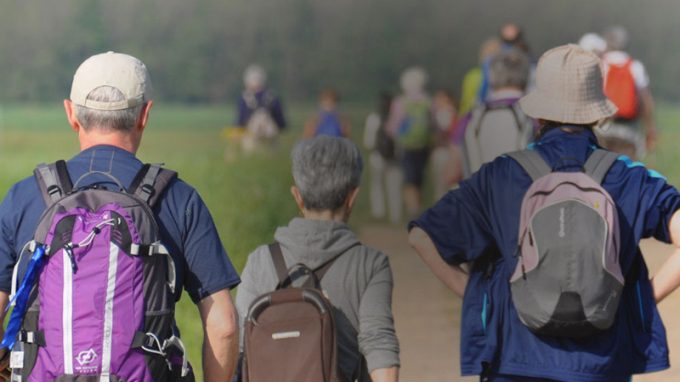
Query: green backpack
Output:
[[396, 99, 431, 150]]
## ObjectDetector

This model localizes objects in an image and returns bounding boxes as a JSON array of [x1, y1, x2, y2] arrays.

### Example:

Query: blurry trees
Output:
[[0, 0, 678, 104]]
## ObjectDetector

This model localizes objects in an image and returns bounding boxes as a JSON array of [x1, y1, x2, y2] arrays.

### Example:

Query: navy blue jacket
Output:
[[236, 88, 286, 129], [411, 128, 680, 381]]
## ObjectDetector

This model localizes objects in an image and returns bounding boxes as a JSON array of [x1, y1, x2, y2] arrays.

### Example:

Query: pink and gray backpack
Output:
[[507, 149, 624, 337], [3, 161, 193, 381]]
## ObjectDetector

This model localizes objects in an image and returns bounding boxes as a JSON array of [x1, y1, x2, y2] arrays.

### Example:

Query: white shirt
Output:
[[602, 51, 650, 89]]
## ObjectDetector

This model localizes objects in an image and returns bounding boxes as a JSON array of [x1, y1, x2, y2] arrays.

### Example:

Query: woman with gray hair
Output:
[[235, 136, 400, 382]]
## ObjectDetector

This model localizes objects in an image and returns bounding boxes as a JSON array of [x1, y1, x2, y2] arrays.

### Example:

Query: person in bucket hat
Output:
[[408, 44, 680, 381], [0, 52, 241, 381]]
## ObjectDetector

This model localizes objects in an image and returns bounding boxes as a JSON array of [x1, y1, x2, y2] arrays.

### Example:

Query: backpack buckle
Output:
[[140, 184, 155, 197], [46, 185, 61, 198]]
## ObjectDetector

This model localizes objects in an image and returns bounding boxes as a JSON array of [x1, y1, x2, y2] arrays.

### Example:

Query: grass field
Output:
[[0, 102, 678, 380]]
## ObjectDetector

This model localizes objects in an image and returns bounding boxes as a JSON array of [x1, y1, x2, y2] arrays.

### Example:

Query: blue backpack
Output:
[[315, 111, 344, 137]]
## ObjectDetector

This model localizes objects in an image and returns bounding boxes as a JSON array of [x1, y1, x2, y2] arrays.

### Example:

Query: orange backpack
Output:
[[604, 59, 638, 120]]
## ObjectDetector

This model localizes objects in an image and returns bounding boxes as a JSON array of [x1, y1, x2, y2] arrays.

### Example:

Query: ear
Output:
[[291, 186, 305, 211], [63, 99, 81, 133], [345, 187, 360, 211], [137, 100, 154, 132]]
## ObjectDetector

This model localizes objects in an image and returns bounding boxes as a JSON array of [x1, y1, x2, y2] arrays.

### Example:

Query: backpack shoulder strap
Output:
[[129, 164, 178, 207], [506, 149, 552, 181], [34, 160, 73, 205], [313, 242, 362, 282], [268, 242, 361, 289], [584, 149, 619, 184], [268, 243, 289, 287], [471, 104, 489, 137]]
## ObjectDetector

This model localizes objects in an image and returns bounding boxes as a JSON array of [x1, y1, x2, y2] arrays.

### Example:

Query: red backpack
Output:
[[604, 59, 638, 120]]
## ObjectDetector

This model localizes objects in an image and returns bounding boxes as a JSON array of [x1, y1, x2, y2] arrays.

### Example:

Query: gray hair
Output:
[[603, 26, 629, 51], [74, 86, 144, 132], [291, 136, 363, 211], [489, 49, 530, 90]]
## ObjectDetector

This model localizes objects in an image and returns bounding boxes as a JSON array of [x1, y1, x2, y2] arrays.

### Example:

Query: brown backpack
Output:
[[243, 243, 352, 382]]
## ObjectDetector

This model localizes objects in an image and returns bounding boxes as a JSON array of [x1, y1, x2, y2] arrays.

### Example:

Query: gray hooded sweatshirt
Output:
[[235, 218, 400, 381]]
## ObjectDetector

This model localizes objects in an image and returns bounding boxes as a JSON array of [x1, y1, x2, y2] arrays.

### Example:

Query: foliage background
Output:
[[0, 0, 679, 103]]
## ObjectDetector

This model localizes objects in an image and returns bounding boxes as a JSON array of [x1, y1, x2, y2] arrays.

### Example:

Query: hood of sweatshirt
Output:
[[274, 217, 361, 269]]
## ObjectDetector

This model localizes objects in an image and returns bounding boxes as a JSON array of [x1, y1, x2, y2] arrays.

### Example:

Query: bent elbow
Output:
[[407, 227, 427, 250]]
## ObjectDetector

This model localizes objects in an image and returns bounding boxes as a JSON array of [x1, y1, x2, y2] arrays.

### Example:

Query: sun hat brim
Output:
[[519, 88, 617, 125]]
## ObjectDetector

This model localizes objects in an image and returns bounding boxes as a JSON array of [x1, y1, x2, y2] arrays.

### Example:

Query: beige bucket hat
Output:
[[70, 51, 152, 111], [519, 44, 617, 124]]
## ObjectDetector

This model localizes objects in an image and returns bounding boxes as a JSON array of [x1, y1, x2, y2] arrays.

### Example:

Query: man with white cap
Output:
[[0, 52, 241, 381], [408, 44, 680, 381]]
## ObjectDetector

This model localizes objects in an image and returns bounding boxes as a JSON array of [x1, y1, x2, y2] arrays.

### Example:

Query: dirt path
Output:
[[359, 224, 680, 381]]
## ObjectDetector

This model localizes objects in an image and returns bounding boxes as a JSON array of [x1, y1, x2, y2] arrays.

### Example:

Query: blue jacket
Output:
[[410, 128, 680, 381], [236, 88, 286, 129]]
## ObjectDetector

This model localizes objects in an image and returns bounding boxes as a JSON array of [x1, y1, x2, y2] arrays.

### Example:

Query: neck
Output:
[[79, 129, 138, 154], [302, 208, 348, 223]]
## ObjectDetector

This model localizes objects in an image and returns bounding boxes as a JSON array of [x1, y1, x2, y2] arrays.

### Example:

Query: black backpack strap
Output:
[[584, 149, 619, 184], [507, 150, 552, 181], [129, 164, 178, 207], [33, 160, 73, 205], [268, 243, 289, 287]]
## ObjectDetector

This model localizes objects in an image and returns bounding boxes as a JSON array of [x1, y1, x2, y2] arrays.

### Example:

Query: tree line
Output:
[[0, 0, 678, 104]]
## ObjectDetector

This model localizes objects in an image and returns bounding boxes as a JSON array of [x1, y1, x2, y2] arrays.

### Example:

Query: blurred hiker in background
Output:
[[387, 66, 432, 217], [364, 92, 403, 224], [458, 48, 534, 177], [578, 32, 607, 57], [235, 64, 287, 152], [303, 88, 351, 138], [459, 38, 501, 116], [598, 26, 657, 160], [430, 89, 459, 199]]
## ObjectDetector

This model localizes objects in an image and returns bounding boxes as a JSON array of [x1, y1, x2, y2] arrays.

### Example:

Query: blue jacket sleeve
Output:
[[177, 189, 241, 302], [409, 166, 494, 264]]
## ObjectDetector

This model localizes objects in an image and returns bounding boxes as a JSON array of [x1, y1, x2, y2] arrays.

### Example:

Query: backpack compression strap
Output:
[[34, 161, 73, 205], [129, 164, 178, 208], [583, 149, 619, 184], [506, 150, 552, 181]]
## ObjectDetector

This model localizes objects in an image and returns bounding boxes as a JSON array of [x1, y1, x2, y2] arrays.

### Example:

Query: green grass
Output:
[[0, 102, 678, 380]]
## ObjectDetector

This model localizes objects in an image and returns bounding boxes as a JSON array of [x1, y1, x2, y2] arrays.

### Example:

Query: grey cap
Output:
[[70, 51, 152, 111]]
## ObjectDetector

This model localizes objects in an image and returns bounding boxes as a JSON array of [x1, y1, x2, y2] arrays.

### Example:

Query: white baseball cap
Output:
[[70, 51, 152, 111]]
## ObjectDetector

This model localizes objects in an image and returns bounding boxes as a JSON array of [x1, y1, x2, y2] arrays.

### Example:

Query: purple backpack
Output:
[[6, 161, 193, 381], [507, 149, 624, 337]]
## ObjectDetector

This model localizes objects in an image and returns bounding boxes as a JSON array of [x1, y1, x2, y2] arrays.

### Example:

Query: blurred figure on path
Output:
[[236, 64, 287, 152], [364, 92, 403, 224], [386, 67, 432, 217], [430, 89, 459, 199], [598, 26, 657, 159], [458, 49, 534, 177], [459, 38, 501, 116], [578, 33, 607, 57], [236, 137, 400, 382], [303, 88, 351, 138], [409, 44, 680, 382]]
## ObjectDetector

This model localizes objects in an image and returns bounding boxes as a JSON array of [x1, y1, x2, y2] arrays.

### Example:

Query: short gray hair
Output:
[[291, 136, 363, 211], [74, 86, 144, 132], [489, 49, 530, 90]]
